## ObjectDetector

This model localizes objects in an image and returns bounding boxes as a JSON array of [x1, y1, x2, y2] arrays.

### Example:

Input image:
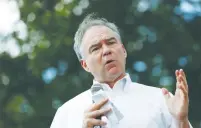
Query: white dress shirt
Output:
[[50, 74, 192, 128]]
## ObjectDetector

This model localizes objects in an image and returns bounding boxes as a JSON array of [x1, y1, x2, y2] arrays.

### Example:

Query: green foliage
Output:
[[0, 0, 201, 127]]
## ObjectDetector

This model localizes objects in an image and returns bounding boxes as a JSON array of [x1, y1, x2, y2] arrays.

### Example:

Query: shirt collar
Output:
[[91, 73, 132, 92]]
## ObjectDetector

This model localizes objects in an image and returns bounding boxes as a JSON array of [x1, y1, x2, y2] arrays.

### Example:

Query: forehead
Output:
[[82, 25, 117, 46]]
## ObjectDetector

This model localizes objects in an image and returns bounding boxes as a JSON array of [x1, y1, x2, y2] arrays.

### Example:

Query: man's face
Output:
[[80, 25, 127, 82]]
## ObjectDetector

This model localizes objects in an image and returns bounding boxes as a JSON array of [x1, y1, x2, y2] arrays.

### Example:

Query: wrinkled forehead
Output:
[[82, 25, 119, 47]]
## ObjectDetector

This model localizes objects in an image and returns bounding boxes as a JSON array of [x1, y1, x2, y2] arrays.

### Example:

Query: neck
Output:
[[105, 73, 126, 88]]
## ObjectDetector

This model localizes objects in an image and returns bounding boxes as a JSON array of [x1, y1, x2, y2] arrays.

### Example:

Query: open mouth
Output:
[[105, 60, 114, 64]]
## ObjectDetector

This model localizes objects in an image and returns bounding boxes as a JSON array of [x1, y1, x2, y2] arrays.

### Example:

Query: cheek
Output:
[[87, 56, 100, 68], [116, 47, 125, 57], [116, 48, 126, 65]]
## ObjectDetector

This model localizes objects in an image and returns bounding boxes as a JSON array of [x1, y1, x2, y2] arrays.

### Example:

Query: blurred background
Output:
[[0, 0, 201, 127]]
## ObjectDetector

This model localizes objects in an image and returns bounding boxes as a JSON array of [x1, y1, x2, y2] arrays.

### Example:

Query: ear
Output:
[[121, 44, 127, 58], [80, 59, 90, 72]]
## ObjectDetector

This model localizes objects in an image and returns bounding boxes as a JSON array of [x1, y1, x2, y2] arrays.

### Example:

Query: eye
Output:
[[92, 47, 99, 52], [108, 41, 115, 45]]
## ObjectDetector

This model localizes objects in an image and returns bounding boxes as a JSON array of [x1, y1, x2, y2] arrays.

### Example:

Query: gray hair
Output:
[[73, 13, 121, 61]]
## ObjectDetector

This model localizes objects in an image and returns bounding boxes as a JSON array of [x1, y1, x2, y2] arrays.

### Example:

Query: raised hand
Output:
[[162, 69, 189, 121]]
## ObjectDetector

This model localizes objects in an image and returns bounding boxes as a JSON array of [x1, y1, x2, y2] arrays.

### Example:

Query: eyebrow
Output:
[[88, 37, 116, 53], [106, 37, 116, 42]]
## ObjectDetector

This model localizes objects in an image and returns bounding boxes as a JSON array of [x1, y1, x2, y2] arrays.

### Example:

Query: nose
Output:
[[102, 44, 112, 57]]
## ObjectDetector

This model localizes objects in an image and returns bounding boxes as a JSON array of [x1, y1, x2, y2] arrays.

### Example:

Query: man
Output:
[[50, 14, 192, 128]]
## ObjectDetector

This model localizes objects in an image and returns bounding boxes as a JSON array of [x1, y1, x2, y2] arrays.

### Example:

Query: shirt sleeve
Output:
[[50, 107, 64, 128]]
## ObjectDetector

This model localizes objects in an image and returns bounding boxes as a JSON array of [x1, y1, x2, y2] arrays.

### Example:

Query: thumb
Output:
[[162, 88, 171, 101]]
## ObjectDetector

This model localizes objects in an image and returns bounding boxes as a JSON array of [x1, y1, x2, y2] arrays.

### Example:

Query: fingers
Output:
[[178, 81, 188, 99], [162, 88, 171, 100], [90, 98, 109, 112], [175, 69, 188, 92], [180, 69, 187, 85], [83, 99, 110, 128], [162, 88, 169, 95], [86, 108, 111, 118], [83, 118, 107, 127], [175, 70, 179, 78], [175, 69, 189, 100], [175, 70, 180, 88], [179, 69, 188, 92], [178, 74, 188, 92]]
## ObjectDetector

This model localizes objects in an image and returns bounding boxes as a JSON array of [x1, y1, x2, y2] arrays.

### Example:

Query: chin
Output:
[[108, 68, 119, 74], [108, 69, 122, 77]]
